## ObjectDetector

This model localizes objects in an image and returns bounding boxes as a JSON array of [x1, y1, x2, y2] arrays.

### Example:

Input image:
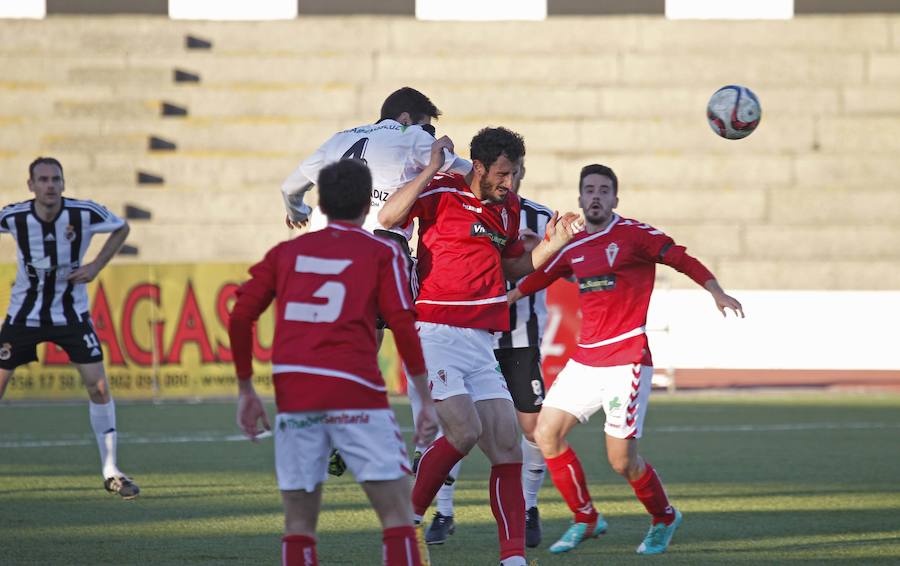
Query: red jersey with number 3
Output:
[[406, 173, 525, 332], [518, 215, 714, 367], [230, 222, 425, 412]]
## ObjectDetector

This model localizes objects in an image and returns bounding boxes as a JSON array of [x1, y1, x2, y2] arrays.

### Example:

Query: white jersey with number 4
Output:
[[281, 119, 472, 239]]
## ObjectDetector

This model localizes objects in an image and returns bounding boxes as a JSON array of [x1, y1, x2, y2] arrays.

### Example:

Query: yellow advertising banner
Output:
[[0, 264, 400, 401]]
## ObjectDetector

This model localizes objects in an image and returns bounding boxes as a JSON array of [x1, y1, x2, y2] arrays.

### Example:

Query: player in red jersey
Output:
[[380, 127, 582, 566], [228, 159, 439, 566], [508, 164, 744, 556]]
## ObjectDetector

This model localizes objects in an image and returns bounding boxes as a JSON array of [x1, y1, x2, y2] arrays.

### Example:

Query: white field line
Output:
[[1, 422, 898, 449]]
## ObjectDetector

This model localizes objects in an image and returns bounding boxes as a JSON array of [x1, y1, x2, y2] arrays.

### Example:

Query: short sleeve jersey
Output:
[[408, 173, 525, 332], [0, 198, 125, 327], [519, 215, 678, 367], [234, 222, 418, 412], [285, 119, 471, 238]]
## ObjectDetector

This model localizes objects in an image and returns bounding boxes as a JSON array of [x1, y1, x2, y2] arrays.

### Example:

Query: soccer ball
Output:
[[706, 85, 761, 140]]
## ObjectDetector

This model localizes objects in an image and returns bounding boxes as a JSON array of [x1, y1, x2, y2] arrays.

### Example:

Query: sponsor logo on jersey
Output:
[[0, 342, 11, 360], [606, 242, 619, 267], [578, 274, 616, 293], [572, 255, 585, 263], [471, 223, 508, 249]]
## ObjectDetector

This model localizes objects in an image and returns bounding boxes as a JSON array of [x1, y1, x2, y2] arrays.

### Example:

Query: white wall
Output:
[[644, 290, 900, 370], [0, 0, 45, 18]]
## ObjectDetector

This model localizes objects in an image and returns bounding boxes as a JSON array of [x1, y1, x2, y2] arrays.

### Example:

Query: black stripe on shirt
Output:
[[13, 213, 38, 325], [62, 209, 82, 324]]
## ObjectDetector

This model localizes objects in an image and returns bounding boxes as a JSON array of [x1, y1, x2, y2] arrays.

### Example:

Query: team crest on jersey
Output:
[[501, 208, 509, 231], [605, 242, 619, 267], [437, 369, 448, 385], [64, 225, 76, 241], [0, 342, 11, 361]]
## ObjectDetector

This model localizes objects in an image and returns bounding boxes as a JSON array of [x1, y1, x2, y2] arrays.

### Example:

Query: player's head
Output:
[[578, 163, 618, 226], [317, 160, 372, 223], [470, 127, 526, 203], [27, 156, 65, 206], [380, 87, 441, 131]]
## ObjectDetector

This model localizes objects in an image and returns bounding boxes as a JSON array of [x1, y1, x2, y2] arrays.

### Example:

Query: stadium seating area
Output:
[[1, 15, 899, 288]]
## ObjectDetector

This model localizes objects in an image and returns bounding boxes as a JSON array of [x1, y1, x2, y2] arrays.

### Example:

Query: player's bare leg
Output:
[[516, 410, 545, 547], [411, 394, 479, 564], [282, 486, 324, 565], [0, 368, 12, 400], [361, 477, 425, 566], [606, 435, 682, 555], [535, 407, 607, 554], [474, 398, 527, 565], [76, 362, 139, 499]]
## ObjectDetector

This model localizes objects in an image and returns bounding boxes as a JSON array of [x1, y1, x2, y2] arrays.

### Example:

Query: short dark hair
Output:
[[470, 127, 526, 171], [379, 87, 441, 124], [29, 157, 64, 180], [579, 164, 618, 195], [317, 160, 372, 221]]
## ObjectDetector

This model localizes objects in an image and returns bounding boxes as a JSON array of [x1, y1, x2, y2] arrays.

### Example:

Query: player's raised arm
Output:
[[502, 211, 582, 281], [377, 136, 453, 229], [281, 140, 332, 229]]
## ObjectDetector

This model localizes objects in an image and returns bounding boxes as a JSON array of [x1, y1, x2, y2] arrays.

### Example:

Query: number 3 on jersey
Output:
[[341, 137, 369, 165], [285, 256, 353, 323]]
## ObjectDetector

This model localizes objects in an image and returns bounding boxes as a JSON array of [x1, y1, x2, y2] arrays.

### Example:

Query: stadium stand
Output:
[[1, 14, 900, 287]]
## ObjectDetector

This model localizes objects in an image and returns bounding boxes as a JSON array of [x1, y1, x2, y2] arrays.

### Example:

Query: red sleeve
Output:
[[518, 252, 573, 296], [390, 311, 426, 377], [402, 190, 439, 229], [659, 243, 716, 287], [229, 247, 278, 380], [376, 243, 426, 376]]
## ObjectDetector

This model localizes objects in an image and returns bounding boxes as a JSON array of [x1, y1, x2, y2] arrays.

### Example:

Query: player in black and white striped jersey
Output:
[[0, 157, 139, 499], [422, 159, 553, 549]]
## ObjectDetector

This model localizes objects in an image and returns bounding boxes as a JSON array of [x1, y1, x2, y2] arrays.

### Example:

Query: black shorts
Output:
[[494, 346, 545, 414], [373, 229, 418, 330], [0, 316, 104, 370]]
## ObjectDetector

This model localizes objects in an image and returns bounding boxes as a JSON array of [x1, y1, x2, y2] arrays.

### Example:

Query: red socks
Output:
[[545, 447, 598, 523], [629, 462, 676, 525], [411, 436, 466, 516], [383, 526, 422, 566], [489, 463, 526, 561], [282, 534, 317, 566]]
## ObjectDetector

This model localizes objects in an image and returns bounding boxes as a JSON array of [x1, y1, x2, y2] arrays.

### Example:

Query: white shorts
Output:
[[274, 409, 411, 492], [417, 322, 512, 403], [543, 360, 654, 439]]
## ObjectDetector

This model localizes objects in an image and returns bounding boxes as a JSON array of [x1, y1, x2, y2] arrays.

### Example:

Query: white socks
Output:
[[522, 436, 546, 509], [436, 460, 462, 516], [500, 556, 527, 566], [89, 399, 120, 479]]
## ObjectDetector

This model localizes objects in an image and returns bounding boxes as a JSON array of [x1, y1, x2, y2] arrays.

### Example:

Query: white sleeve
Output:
[[280, 138, 332, 221], [411, 131, 472, 176], [84, 201, 126, 234]]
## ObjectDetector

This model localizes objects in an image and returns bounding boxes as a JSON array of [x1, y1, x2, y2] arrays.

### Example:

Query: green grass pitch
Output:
[[2, 391, 899, 565]]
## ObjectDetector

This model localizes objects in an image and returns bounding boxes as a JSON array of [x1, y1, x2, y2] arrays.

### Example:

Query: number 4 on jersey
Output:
[[341, 138, 369, 165]]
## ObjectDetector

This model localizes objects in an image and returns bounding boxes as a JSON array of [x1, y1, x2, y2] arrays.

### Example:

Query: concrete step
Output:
[[770, 187, 900, 224], [744, 225, 900, 260], [717, 260, 900, 290]]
